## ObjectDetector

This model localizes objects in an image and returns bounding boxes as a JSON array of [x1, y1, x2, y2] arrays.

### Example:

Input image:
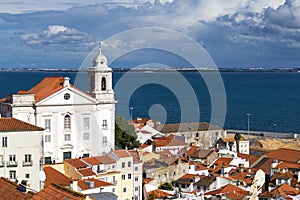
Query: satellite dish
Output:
[[39, 171, 46, 181]]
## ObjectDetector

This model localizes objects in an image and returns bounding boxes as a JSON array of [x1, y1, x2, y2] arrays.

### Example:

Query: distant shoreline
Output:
[[0, 67, 299, 73]]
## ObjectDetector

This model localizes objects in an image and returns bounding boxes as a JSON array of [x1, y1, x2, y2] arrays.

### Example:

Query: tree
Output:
[[234, 132, 242, 153], [158, 182, 174, 191], [115, 116, 140, 149]]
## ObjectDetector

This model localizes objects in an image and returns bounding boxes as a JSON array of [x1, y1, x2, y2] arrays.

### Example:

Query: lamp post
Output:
[[246, 113, 251, 138], [130, 107, 133, 121]]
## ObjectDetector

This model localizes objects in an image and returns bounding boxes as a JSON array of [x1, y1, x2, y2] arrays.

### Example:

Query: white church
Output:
[[0, 46, 116, 163]]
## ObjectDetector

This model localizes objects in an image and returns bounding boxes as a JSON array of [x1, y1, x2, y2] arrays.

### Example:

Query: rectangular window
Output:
[[135, 166, 138, 171], [122, 174, 125, 180], [45, 135, 51, 142], [128, 173, 131, 179], [25, 174, 30, 179], [123, 187, 126, 193], [64, 115, 71, 129], [64, 134, 71, 141], [44, 157, 51, 164], [83, 117, 89, 130], [45, 119, 51, 131], [102, 136, 107, 146], [102, 120, 107, 129], [2, 137, 7, 147], [25, 154, 31, 162], [112, 188, 115, 193], [135, 177, 138, 182], [83, 132, 89, 140], [135, 187, 139, 191], [9, 171, 16, 180], [128, 161, 131, 167], [122, 162, 125, 168], [9, 154, 16, 162]]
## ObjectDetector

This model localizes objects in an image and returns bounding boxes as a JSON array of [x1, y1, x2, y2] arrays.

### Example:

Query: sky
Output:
[[0, 0, 300, 68]]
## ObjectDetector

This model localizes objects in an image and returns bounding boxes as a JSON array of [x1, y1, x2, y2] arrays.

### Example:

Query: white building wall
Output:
[[0, 130, 43, 191]]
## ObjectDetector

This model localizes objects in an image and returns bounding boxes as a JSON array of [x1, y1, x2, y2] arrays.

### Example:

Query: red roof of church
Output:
[[0, 177, 34, 200]]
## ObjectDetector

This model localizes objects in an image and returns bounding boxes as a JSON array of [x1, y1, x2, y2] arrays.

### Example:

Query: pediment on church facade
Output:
[[35, 87, 97, 106]]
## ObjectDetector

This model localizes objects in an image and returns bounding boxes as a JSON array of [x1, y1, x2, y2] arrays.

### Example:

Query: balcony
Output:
[[6, 161, 18, 167], [23, 160, 33, 167], [0, 161, 4, 167]]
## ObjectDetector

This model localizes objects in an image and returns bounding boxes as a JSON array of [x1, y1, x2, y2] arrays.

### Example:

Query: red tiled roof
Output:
[[113, 150, 131, 158], [153, 139, 169, 147], [259, 183, 300, 198], [18, 77, 64, 102], [270, 171, 294, 181], [31, 184, 86, 200], [0, 177, 34, 200], [77, 178, 112, 190], [166, 138, 188, 147], [205, 183, 249, 197], [237, 153, 259, 166], [82, 157, 102, 165], [65, 159, 88, 169], [187, 146, 215, 159], [212, 157, 233, 166], [77, 168, 96, 177], [252, 157, 275, 175], [148, 189, 172, 198], [276, 161, 300, 170], [44, 166, 71, 187], [128, 150, 142, 163], [95, 155, 116, 164], [0, 118, 44, 132], [265, 148, 300, 163]]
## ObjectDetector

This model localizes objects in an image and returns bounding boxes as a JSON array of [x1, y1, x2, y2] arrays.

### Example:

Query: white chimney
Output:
[[63, 77, 70, 87]]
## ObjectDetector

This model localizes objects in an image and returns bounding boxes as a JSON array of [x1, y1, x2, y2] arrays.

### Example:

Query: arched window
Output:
[[64, 115, 71, 129], [101, 77, 106, 91]]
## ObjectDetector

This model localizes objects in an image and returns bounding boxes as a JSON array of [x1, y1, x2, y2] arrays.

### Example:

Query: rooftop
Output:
[[44, 166, 71, 187], [264, 148, 300, 163], [64, 158, 88, 169], [77, 178, 112, 190], [155, 122, 222, 133], [0, 177, 34, 200], [0, 118, 44, 132]]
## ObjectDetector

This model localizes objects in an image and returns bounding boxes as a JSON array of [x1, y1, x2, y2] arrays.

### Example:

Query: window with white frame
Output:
[[9, 171, 16, 180], [2, 137, 8, 147], [24, 154, 32, 163], [135, 187, 139, 191], [45, 135, 51, 142], [83, 132, 89, 140], [102, 120, 107, 129], [102, 136, 107, 146], [45, 119, 51, 131], [64, 134, 71, 141], [64, 115, 71, 130], [83, 117, 89, 130], [9, 154, 16, 162]]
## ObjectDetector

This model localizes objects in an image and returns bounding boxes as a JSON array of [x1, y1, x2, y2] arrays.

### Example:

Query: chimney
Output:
[[18, 180, 28, 193], [63, 77, 70, 87], [72, 180, 79, 192]]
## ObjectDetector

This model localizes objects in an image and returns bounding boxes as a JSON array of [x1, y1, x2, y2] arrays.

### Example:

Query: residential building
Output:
[[216, 136, 250, 154], [128, 150, 143, 200], [0, 46, 116, 163], [155, 122, 226, 149], [0, 118, 44, 191], [186, 146, 218, 166]]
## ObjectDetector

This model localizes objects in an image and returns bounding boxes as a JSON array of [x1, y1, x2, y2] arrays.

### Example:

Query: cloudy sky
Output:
[[0, 0, 299, 68]]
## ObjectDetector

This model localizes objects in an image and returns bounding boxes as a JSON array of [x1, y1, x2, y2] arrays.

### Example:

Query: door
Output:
[[63, 151, 71, 160]]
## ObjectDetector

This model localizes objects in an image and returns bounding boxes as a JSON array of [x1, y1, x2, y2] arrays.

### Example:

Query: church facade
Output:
[[0, 46, 116, 163]]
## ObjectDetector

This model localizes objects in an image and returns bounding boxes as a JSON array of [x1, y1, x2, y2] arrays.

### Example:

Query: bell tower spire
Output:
[[88, 42, 115, 102]]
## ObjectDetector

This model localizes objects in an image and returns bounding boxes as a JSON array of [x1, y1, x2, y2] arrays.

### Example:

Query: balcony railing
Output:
[[0, 161, 4, 167], [23, 160, 33, 166], [6, 161, 18, 167]]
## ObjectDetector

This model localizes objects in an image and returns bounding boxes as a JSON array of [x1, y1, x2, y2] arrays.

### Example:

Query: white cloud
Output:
[[19, 25, 96, 51]]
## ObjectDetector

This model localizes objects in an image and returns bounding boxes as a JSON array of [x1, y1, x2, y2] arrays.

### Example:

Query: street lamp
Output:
[[246, 113, 251, 138], [130, 107, 133, 121]]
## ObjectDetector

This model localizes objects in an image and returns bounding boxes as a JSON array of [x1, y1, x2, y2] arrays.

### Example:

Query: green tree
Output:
[[115, 116, 140, 149], [158, 182, 174, 191], [234, 132, 242, 153]]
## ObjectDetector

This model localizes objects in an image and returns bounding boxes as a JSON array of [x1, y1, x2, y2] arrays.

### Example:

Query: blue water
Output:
[[0, 71, 299, 133]]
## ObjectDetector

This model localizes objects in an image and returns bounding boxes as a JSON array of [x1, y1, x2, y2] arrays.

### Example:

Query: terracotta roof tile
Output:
[[237, 153, 259, 166], [155, 122, 222, 133], [128, 150, 142, 163], [265, 148, 300, 163], [18, 77, 64, 102], [0, 177, 34, 200], [259, 183, 300, 198], [112, 150, 131, 158], [95, 155, 116, 164], [187, 146, 215, 159], [82, 157, 102, 165], [166, 138, 188, 147], [276, 161, 300, 170], [148, 189, 172, 198], [65, 158, 88, 169], [77, 178, 112, 190], [77, 168, 96, 177], [31, 184, 86, 200], [205, 183, 249, 197], [44, 166, 71, 187], [212, 157, 233, 166], [0, 118, 44, 132]]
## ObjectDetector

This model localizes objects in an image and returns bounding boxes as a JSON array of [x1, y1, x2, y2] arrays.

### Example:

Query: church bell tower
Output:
[[88, 43, 115, 102]]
